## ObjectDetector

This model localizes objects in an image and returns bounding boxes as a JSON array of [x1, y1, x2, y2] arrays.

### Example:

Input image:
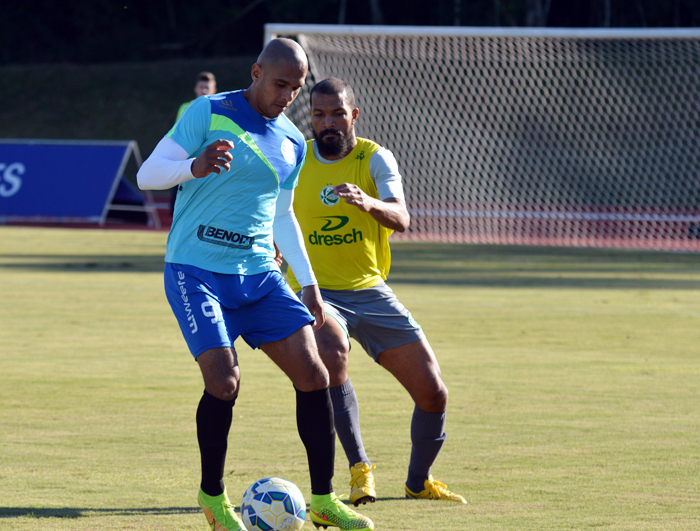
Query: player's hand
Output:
[[191, 139, 234, 178], [333, 182, 376, 212], [301, 284, 326, 331], [273, 242, 283, 267]]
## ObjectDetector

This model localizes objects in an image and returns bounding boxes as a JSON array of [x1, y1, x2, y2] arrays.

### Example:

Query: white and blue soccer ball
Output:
[[241, 477, 306, 531]]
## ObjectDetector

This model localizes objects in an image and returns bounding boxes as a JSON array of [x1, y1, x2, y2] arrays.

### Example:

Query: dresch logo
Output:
[[0, 162, 25, 198], [308, 216, 363, 246]]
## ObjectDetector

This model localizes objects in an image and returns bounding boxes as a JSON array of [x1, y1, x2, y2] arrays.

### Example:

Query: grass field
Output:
[[1, 226, 699, 530]]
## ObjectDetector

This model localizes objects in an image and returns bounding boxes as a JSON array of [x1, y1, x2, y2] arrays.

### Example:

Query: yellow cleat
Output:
[[198, 488, 248, 531], [405, 475, 467, 504], [349, 462, 377, 506]]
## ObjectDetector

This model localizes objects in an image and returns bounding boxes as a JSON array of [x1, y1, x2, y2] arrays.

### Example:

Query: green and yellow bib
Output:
[[288, 138, 393, 292]]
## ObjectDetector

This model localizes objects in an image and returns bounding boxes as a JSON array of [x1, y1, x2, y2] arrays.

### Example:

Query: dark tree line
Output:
[[2, 0, 699, 65]]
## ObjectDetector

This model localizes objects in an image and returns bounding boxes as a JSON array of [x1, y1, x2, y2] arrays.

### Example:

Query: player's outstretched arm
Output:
[[333, 182, 410, 232], [137, 137, 194, 190], [137, 138, 235, 190], [191, 139, 235, 178]]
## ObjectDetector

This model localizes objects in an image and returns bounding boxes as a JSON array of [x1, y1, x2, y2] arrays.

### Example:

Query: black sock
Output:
[[196, 390, 236, 497], [295, 387, 335, 495]]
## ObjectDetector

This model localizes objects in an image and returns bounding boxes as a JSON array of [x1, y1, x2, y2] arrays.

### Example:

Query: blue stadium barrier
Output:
[[0, 139, 159, 227]]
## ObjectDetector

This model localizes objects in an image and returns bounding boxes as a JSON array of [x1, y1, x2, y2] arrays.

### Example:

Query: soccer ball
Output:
[[241, 477, 306, 531]]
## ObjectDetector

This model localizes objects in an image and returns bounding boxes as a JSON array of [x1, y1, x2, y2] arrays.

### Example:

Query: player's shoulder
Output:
[[352, 137, 383, 164], [356, 137, 383, 153], [357, 138, 398, 166], [205, 90, 244, 113], [177, 94, 215, 120], [275, 112, 305, 142]]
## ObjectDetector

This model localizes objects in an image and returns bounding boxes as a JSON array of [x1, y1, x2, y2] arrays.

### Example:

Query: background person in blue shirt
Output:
[[138, 38, 374, 531]]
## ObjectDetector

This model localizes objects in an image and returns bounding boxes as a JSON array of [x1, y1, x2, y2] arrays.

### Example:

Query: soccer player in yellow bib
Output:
[[285, 78, 466, 506]]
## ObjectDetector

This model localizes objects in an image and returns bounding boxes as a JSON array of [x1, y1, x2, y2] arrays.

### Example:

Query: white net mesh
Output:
[[283, 28, 700, 251]]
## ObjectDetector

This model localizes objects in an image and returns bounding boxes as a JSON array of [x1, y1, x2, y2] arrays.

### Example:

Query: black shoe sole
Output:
[[352, 495, 376, 507]]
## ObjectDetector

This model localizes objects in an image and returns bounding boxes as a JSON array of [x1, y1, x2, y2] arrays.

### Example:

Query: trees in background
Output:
[[1, 0, 698, 65]]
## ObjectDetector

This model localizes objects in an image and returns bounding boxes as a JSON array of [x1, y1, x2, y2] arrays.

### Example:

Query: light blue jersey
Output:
[[165, 90, 306, 275]]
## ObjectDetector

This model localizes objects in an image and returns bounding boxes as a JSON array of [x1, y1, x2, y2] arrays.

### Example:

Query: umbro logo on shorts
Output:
[[197, 225, 254, 249]]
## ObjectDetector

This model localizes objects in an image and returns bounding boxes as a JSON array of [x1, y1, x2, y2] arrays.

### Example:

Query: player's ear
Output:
[[352, 108, 360, 123], [251, 63, 263, 82]]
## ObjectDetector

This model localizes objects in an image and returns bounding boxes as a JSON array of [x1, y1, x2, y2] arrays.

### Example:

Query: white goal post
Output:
[[266, 24, 700, 251]]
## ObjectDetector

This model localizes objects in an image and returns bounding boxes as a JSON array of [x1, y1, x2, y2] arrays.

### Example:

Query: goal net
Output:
[[266, 24, 700, 251]]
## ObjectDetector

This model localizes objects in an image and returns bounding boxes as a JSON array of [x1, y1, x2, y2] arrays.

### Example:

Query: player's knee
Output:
[[318, 342, 349, 377], [218, 382, 240, 402], [294, 362, 330, 392], [417, 382, 448, 413], [208, 373, 241, 401], [436, 384, 449, 410]]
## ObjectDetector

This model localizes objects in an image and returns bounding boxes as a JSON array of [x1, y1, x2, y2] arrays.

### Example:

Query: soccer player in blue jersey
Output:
[[138, 39, 373, 531]]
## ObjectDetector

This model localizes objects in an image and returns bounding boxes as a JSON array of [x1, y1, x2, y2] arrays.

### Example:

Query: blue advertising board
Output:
[[0, 139, 156, 226]]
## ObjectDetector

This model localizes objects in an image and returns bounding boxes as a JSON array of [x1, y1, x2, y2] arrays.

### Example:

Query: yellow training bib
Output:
[[287, 138, 393, 292]]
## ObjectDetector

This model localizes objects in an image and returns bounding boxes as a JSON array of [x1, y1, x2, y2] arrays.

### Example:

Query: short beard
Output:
[[314, 129, 351, 159]]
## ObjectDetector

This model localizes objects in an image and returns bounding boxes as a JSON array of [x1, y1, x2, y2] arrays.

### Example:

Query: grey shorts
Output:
[[318, 283, 425, 362]]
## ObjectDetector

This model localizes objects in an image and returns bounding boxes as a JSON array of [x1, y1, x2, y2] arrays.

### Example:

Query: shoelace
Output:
[[350, 464, 376, 488], [427, 479, 450, 498], [217, 499, 240, 526]]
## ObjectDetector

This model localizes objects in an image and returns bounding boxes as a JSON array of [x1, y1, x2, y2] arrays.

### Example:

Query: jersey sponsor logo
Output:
[[220, 98, 236, 110], [309, 228, 363, 246], [319, 185, 340, 206], [177, 271, 198, 334], [317, 215, 349, 231], [309, 215, 360, 246], [197, 225, 254, 249], [281, 138, 296, 164], [0, 162, 24, 198]]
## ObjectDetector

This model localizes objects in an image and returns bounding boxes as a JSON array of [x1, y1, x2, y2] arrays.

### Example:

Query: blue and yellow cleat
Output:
[[310, 493, 374, 530], [198, 487, 248, 531], [405, 475, 467, 504], [349, 462, 377, 507]]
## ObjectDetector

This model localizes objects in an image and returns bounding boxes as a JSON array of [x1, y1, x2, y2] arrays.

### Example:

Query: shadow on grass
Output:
[[0, 506, 200, 519], [0, 254, 166, 273], [0, 498, 449, 520], [386, 243, 700, 289], [2, 242, 700, 289]]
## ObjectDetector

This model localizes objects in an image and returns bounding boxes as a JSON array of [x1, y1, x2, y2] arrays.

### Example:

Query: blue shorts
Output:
[[165, 263, 314, 358]]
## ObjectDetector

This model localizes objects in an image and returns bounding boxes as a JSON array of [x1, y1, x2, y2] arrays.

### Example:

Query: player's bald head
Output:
[[245, 38, 308, 119], [257, 38, 308, 74]]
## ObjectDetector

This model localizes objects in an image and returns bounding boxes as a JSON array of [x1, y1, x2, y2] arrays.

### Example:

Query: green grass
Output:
[[1, 226, 699, 530]]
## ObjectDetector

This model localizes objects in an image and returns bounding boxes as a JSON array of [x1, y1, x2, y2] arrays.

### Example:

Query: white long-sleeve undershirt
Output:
[[273, 188, 316, 288], [137, 136, 196, 190]]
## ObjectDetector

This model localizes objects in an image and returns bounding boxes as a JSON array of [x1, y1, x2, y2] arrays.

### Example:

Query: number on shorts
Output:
[[201, 301, 221, 324]]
